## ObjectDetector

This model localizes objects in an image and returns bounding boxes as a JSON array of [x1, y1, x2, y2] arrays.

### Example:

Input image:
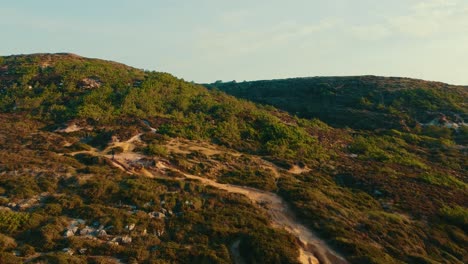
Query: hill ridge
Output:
[[0, 53, 466, 264]]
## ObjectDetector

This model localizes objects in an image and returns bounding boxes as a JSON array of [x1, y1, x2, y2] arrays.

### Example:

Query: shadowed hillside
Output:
[[210, 76, 467, 135]]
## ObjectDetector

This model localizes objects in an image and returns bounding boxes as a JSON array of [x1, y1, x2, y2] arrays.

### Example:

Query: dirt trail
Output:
[[180, 173, 347, 264], [70, 133, 348, 264], [103, 133, 142, 153], [288, 165, 311, 175]]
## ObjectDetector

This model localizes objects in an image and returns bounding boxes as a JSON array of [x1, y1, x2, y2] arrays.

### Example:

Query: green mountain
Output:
[[0, 54, 466, 264], [210, 77, 467, 134]]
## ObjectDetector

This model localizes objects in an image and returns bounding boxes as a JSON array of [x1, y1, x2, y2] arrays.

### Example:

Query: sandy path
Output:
[[288, 165, 312, 175], [179, 173, 347, 264], [69, 133, 348, 264]]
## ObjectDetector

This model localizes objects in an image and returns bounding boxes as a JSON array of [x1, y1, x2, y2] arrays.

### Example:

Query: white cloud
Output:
[[388, 0, 468, 37], [346, 0, 468, 40], [0, 7, 137, 36], [195, 18, 339, 57]]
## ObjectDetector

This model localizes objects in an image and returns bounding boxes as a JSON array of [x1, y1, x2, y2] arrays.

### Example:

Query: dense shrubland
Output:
[[0, 54, 466, 263]]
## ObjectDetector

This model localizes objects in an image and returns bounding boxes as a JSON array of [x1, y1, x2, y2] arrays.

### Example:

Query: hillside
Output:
[[0, 54, 466, 264], [210, 77, 467, 138]]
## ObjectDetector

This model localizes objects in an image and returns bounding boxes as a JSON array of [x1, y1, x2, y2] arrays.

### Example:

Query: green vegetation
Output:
[[211, 76, 467, 136], [0, 211, 30, 234], [349, 135, 428, 169], [0, 54, 324, 164], [420, 172, 467, 189], [440, 206, 468, 229], [0, 54, 466, 264]]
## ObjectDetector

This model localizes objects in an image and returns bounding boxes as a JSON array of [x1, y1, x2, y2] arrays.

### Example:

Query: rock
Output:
[[156, 229, 165, 237], [97, 229, 107, 238], [125, 223, 135, 231], [79, 226, 94, 236], [79, 77, 101, 89], [121, 235, 132, 244], [64, 229, 75, 238], [62, 248, 73, 255]]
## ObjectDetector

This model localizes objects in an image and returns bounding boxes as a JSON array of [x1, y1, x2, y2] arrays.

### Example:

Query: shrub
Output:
[[146, 143, 168, 157], [440, 206, 468, 229], [44, 203, 63, 216], [0, 234, 17, 251], [18, 244, 35, 257], [0, 210, 30, 234], [420, 173, 467, 189], [107, 146, 124, 155]]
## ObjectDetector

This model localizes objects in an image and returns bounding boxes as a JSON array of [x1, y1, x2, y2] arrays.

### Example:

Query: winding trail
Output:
[[70, 133, 348, 264], [181, 171, 347, 264]]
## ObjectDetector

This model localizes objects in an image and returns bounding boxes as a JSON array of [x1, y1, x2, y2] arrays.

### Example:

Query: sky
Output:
[[1, 0, 467, 85]]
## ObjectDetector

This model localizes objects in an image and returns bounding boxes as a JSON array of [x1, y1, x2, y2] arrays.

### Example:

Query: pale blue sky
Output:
[[1, 0, 467, 84]]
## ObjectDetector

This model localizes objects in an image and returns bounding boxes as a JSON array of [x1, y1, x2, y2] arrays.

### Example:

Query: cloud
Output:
[[195, 18, 339, 58], [388, 0, 468, 37], [0, 6, 137, 36], [347, 0, 468, 40]]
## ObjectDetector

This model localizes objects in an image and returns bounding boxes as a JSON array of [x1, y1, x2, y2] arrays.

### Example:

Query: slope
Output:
[[210, 76, 467, 135], [0, 54, 466, 264]]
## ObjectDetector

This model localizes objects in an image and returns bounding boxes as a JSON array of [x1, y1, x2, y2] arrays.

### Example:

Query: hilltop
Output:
[[0, 54, 466, 264], [210, 76, 467, 135]]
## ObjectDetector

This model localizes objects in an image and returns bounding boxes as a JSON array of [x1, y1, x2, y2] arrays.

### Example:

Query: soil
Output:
[[70, 133, 348, 264]]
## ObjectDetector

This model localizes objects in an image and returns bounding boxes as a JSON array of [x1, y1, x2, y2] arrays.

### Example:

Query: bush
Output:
[[68, 142, 92, 151], [440, 206, 468, 229], [420, 173, 466, 189], [0, 210, 30, 234], [146, 143, 168, 157], [18, 244, 35, 257], [35, 253, 87, 264], [44, 203, 63, 216], [0, 234, 17, 251], [0, 252, 21, 264]]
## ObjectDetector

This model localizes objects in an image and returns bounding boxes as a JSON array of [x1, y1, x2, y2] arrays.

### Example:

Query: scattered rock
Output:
[[79, 226, 94, 236], [125, 223, 135, 231], [62, 248, 74, 255], [64, 228, 76, 238], [97, 229, 107, 238], [156, 229, 165, 237], [120, 235, 132, 244], [79, 77, 101, 89]]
